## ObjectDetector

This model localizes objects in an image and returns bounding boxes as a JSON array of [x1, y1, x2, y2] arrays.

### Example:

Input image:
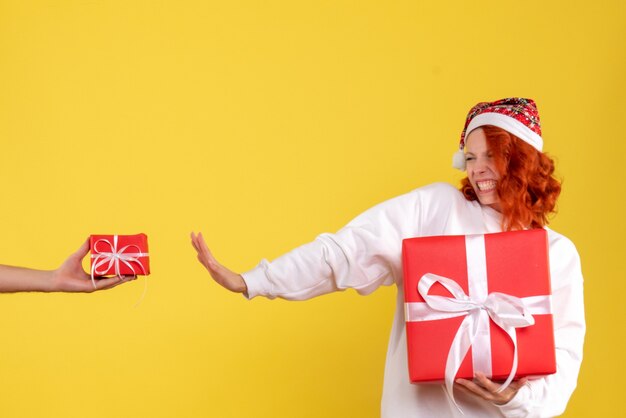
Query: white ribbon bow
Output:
[[90, 235, 149, 289], [413, 273, 543, 408]]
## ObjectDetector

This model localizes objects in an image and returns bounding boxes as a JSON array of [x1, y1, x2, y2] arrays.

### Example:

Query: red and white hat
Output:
[[452, 98, 543, 170]]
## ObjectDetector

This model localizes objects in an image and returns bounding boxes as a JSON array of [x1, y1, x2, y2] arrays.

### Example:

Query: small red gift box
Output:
[[90, 234, 150, 278], [402, 229, 555, 394]]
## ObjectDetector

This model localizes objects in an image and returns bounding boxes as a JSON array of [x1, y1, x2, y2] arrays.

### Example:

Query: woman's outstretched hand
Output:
[[190, 232, 247, 294], [455, 373, 528, 405]]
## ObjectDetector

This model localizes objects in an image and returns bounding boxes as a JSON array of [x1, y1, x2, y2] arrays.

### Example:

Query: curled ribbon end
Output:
[[133, 276, 148, 308], [90, 262, 98, 290], [443, 383, 464, 415]]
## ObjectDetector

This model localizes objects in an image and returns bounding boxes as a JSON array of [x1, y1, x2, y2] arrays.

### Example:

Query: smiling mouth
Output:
[[476, 180, 497, 192]]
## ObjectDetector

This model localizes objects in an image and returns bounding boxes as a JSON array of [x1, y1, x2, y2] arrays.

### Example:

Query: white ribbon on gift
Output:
[[404, 235, 552, 409], [90, 235, 149, 289]]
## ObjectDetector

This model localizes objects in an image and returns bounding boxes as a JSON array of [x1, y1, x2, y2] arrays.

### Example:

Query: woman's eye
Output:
[[465, 156, 474, 162]]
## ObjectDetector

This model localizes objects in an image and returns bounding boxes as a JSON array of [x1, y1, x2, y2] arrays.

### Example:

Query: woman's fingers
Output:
[[72, 238, 91, 260], [190, 232, 200, 252], [190, 232, 221, 275], [455, 373, 523, 405], [191, 232, 210, 265], [474, 372, 499, 392], [197, 233, 215, 260], [455, 378, 488, 398], [94, 275, 132, 291], [197, 234, 220, 271]]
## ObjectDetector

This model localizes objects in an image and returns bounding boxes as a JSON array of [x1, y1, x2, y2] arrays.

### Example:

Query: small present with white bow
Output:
[[89, 234, 151, 285]]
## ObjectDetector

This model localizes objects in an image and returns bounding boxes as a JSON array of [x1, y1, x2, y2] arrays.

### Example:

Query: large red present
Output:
[[90, 234, 150, 279], [402, 229, 555, 399]]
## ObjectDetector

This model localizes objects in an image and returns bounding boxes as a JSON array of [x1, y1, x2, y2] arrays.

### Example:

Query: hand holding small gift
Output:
[[0, 239, 133, 293]]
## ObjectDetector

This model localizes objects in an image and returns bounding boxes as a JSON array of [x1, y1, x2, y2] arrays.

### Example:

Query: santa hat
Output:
[[452, 98, 543, 170]]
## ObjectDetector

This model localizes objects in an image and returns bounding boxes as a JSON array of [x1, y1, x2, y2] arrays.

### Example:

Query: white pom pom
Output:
[[452, 149, 466, 170]]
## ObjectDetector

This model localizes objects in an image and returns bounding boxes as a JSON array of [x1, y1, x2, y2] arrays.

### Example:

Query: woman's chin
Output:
[[477, 195, 501, 212]]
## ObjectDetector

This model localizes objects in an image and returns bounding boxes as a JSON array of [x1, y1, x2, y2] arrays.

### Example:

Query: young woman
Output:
[[191, 98, 585, 417], [0, 239, 133, 293]]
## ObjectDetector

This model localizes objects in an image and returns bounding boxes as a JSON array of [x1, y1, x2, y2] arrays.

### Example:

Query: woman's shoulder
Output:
[[407, 182, 468, 206], [412, 181, 459, 193], [350, 183, 465, 227], [545, 227, 583, 288], [408, 182, 462, 197], [545, 228, 579, 256], [351, 183, 468, 226]]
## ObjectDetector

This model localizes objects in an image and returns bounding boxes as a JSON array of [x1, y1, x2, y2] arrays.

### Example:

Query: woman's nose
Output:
[[473, 159, 488, 173]]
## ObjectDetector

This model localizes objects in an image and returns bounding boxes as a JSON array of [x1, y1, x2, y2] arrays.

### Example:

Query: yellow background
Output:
[[0, 1, 623, 417]]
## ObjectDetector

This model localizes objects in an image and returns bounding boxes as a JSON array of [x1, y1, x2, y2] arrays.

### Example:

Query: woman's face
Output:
[[465, 128, 502, 212]]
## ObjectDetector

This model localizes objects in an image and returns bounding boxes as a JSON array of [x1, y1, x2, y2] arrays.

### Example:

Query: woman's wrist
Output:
[[235, 274, 248, 293]]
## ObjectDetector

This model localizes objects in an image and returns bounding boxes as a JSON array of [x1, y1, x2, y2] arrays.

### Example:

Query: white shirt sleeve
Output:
[[242, 190, 421, 301], [496, 233, 586, 417]]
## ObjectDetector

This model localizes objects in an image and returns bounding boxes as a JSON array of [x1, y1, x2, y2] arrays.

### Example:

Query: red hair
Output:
[[460, 126, 561, 231]]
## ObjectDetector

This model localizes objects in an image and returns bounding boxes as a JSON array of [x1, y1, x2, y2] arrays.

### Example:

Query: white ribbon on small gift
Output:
[[404, 235, 552, 409], [90, 235, 149, 289]]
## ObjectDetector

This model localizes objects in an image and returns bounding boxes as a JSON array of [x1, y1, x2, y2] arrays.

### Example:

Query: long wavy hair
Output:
[[460, 126, 561, 231]]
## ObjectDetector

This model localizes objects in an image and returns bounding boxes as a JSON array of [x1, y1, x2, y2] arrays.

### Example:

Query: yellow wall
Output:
[[0, 1, 623, 417]]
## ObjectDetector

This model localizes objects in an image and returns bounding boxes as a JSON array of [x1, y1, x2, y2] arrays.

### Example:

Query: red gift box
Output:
[[402, 229, 555, 398], [90, 234, 150, 278]]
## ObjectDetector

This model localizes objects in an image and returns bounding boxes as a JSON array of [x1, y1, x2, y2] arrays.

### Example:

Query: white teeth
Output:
[[477, 180, 496, 191]]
